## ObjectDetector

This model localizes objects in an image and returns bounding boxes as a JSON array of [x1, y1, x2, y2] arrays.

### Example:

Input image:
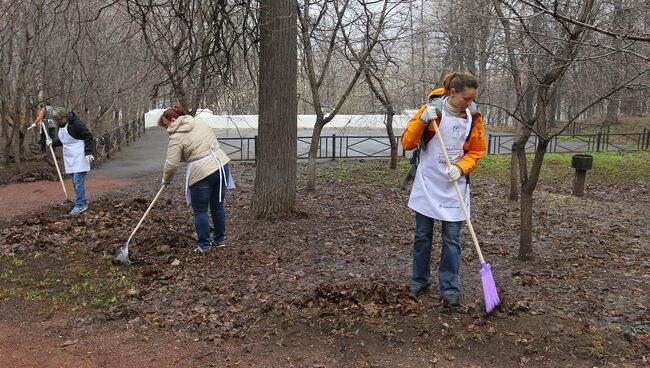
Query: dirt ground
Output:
[[0, 159, 648, 367], [0, 129, 167, 221], [0, 176, 136, 220]]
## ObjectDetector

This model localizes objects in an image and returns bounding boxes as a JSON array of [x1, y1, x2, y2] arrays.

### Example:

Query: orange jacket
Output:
[[401, 90, 486, 175], [33, 109, 45, 126]]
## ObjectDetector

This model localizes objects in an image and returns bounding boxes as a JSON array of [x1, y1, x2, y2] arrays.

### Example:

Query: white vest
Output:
[[408, 107, 472, 222], [58, 125, 90, 174]]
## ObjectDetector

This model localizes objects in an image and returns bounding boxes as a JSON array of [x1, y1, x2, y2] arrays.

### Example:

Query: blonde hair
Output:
[[51, 106, 69, 119]]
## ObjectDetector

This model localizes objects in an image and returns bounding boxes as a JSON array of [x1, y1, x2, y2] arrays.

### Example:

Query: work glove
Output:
[[161, 177, 169, 185], [46, 137, 53, 146], [27, 123, 37, 130], [418, 106, 438, 124], [85, 155, 95, 163], [445, 165, 462, 182]]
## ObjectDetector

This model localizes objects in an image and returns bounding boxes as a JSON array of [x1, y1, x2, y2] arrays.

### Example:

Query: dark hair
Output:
[[442, 72, 479, 93], [158, 106, 188, 126]]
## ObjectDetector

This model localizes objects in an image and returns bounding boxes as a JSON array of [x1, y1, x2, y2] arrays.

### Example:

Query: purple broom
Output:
[[431, 119, 500, 312]]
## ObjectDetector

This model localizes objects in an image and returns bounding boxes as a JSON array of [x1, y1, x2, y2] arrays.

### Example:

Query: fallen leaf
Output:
[[60, 340, 78, 347]]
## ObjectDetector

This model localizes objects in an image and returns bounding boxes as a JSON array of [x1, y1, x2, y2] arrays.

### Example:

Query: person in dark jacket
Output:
[[46, 107, 95, 215]]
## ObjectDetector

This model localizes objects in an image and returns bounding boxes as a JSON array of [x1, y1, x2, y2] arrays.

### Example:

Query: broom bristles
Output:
[[480, 262, 500, 313]]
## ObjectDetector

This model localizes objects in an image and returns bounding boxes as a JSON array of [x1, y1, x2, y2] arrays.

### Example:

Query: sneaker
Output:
[[210, 240, 226, 248], [441, 293, 460, 307], [193, 245, 212, 253], [69, 204, 88, 216], [408, 283, 429, 299]]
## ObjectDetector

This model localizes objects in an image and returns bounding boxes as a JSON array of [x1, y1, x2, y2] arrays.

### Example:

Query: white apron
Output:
[[58, 124, 90, 174], [408, 107, 472, 222], [184, 145, 235, 205]]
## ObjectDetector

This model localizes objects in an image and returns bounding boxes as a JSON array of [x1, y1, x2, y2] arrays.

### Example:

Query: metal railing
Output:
[[486, 129, 650, 155], [218, 129, 650, 162], [219, 134, 405, 162], [95, 117, 146, 162]]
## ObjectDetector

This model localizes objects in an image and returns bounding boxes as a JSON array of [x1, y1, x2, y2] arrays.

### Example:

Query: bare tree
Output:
[[0, 1, 39, 168], [364, 64, 399, 169], [342, 2, 414, 170], [251, 0, 298, 217], [299, 0, 396, 191], [492, 0, 650, 260], [116, 0, 257, 113]]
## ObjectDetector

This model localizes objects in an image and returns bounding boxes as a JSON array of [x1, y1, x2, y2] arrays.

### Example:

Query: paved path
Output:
[[94, 128, 169, 178], [0, 128, 169, 221]]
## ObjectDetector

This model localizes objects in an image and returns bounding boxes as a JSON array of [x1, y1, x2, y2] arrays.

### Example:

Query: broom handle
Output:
[[430, 120, 485, 264], [42, 125, 69, 200], [126, 184, 166, 244]]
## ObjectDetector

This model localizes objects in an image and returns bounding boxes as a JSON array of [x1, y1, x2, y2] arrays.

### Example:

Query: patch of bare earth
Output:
[[0, 161, 647, 367]]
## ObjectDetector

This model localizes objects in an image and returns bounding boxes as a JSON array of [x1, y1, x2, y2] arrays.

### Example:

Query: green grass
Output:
[[311, 159, 408, 183], [312, 150, 650, 187], [577, 114, 650, 134], [475, 151, 650, 184], [0, 256, 131, 311]]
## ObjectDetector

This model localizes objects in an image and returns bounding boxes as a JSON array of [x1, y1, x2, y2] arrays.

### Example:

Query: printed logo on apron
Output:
[[408, 103, 472, 222]]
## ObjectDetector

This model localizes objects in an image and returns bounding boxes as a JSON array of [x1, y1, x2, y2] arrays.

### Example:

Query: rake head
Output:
[[63, 199, 75, 212], [114, 244, 131, 265]]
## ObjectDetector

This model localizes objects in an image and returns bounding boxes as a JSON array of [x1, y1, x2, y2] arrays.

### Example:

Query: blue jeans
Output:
[[71, 172, 88, 207], [189, 165, 230, 248], [411, 212, 463, 296]]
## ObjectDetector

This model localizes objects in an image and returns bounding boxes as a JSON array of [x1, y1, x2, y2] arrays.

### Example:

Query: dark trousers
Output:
[[189, 164, 230, 248], [40, 127, 57, 153]]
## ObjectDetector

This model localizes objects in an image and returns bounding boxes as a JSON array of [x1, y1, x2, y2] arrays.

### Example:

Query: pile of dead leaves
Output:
[[1, 160, 648, 364]]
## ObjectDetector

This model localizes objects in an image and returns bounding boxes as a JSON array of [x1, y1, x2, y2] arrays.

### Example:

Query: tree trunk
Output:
[[251, 0, 298, 217], [363, 68, 397, 170], [548, 89, 559, 129], [518, 190, 534, 260], [306, 120, 324, 191], [12, 125, 22, 172], [509, 124, 521, 201], [605, 98, 619, 125], [517, 136, 549, 261], [604, 0, 623, 125], [2, 128, 9, 164], [509, 149, 519, 201], [386, 113, 397, 169], [1, 102, 10, 165], [513, 127, 532, 259]]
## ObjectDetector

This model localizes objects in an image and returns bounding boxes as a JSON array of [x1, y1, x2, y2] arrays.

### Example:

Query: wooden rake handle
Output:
[[41, 124, 69, 200], [430, 121, 486, 264], [126, 184, 166, 245]]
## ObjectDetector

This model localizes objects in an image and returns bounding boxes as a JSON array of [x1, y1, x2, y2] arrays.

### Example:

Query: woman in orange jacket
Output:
[[28, 102, 57, 154], [401, 72, 486, 306]]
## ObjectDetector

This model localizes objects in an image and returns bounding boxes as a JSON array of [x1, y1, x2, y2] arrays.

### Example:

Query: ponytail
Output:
[[442, 72, 479, 94], [158, 105, 188, 127], [173, 105, 188, 116]]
